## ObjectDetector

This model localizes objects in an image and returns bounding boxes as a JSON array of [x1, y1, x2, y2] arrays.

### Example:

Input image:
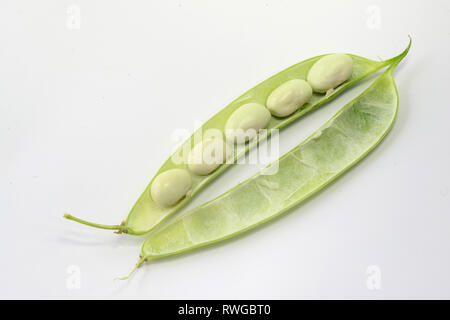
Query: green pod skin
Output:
[[121, 40, 410, 277], [64, 46, 408, 236]]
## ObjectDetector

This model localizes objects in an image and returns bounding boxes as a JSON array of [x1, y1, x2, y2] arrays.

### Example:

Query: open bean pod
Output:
[[119, 39, 410, 278], [65, 44, 408, 235]]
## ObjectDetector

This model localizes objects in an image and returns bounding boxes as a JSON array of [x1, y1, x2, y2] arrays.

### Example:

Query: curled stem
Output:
[[114, 257, 147, 281], [63, 213, 128, 234]]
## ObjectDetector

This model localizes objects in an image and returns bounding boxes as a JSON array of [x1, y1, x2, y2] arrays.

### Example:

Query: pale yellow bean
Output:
[[225, 103, 271, 143], [266, 79, 312, 117], [188, 138, 226, 175], [151, 169, 191, 207], [307, 54, 353, 93]]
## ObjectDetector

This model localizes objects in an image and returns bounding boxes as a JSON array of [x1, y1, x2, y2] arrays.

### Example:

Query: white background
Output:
[[1, 0, 449, 299]]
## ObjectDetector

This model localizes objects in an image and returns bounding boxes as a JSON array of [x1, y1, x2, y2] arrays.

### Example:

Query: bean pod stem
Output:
[[63, 214, 127, 234]]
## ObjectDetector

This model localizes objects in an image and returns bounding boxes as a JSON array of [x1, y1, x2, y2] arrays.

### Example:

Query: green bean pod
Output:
[[65, 45, 408, 235], [122, 39, 410, 277]]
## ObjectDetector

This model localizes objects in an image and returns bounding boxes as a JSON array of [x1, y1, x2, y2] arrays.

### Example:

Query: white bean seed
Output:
[[225, 103, 271, 143], [151, 169, 192, 207], [188, 138, 226, 175], [307, 54, 353, 93], [266, 79, 312, 117]]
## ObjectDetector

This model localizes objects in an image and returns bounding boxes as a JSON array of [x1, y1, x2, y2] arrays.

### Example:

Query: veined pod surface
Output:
[[307, 54, 353, 93], [188, 138, 227, 176], [224, 102, 271, 143], [266, 79, 312, 117], [134, 41, 409, 267], [64, 44, 409, 235], [150, 169, 192, 207]]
